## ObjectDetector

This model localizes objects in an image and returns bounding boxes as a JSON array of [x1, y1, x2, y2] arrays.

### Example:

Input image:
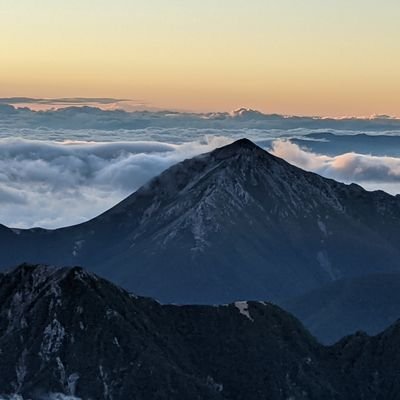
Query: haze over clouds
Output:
[[0, 97, 153, 112], [2, 105, 400, 132]]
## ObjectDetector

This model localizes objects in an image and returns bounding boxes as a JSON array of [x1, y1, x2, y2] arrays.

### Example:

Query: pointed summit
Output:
[[212, 138, 270, 160], [226, 138, 261, 150]]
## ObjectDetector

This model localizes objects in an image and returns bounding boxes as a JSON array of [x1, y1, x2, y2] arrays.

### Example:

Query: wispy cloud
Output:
[[0, 97, 131, 105]]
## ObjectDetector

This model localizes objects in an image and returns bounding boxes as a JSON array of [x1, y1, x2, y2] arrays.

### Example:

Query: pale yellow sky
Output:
[[1, 0, 400, 116]]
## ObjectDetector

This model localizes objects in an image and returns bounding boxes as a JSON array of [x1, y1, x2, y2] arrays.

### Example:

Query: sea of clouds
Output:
[[2, 104, 400, 229]]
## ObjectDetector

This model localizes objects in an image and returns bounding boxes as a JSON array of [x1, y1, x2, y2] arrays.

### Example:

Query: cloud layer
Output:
[[2, 135, 400, 229], [1, 105, 400, 132], [271, 140, 400, 192], [2, 105, 400, 228], [0, 137, 232, 228]]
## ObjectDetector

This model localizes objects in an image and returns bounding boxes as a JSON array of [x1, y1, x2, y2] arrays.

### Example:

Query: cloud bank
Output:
[[0, 136, 232, 228], [271, 140, 400, 192], [1, 105, 400, 132], [2, 105, 400, 228], [1, 135, 400, 229]]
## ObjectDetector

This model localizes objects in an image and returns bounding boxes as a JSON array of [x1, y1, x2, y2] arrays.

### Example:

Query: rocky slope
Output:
[[1, 265, 400, 399]]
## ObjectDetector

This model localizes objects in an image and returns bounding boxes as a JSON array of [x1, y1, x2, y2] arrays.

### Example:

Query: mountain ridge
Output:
[[1, 264, 400, 399]]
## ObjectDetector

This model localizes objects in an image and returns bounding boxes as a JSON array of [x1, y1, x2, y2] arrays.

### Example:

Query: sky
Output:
[[1, 0, 400, 116]]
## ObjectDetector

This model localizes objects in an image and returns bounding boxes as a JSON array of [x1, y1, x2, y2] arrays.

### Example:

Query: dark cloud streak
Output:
[[0, 97, 132, 105]]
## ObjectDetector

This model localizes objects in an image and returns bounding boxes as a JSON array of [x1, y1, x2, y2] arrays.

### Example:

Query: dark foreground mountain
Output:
[[1, 264, 400, 400], [1, 139, 400, 307], [284, 273, 400, 344]]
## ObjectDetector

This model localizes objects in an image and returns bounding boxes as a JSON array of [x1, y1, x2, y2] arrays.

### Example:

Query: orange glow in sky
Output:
[[1, 0, 400, 116]]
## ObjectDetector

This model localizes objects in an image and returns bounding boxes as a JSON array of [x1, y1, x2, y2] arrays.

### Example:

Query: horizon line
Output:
[[0, 98, 399, 121]]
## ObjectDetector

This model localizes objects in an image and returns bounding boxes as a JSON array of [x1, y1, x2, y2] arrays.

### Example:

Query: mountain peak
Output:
[[4, 136, 400, 307], [212, 138, 268, 160], [228, 138, 260, 149], [2, 263, 101, 297]]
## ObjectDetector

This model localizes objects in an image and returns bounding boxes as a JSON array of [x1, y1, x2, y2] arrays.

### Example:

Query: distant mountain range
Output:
[[292, 131, 400, 157], [2, 103, 400, 131], [1, 264, 400, 400], [1, 139, 400, 341]]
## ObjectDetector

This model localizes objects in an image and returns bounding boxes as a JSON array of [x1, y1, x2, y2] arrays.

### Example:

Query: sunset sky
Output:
[[1, 0, 400, 116]]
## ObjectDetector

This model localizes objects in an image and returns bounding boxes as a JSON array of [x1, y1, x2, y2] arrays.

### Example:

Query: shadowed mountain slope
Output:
[[1, 139, 400, 305], [284, 273, 400, 344], [1, 265, 400, 399]]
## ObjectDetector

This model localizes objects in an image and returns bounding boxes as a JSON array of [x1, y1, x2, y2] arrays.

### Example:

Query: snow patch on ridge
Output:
[[235, 301, 254, 321]]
